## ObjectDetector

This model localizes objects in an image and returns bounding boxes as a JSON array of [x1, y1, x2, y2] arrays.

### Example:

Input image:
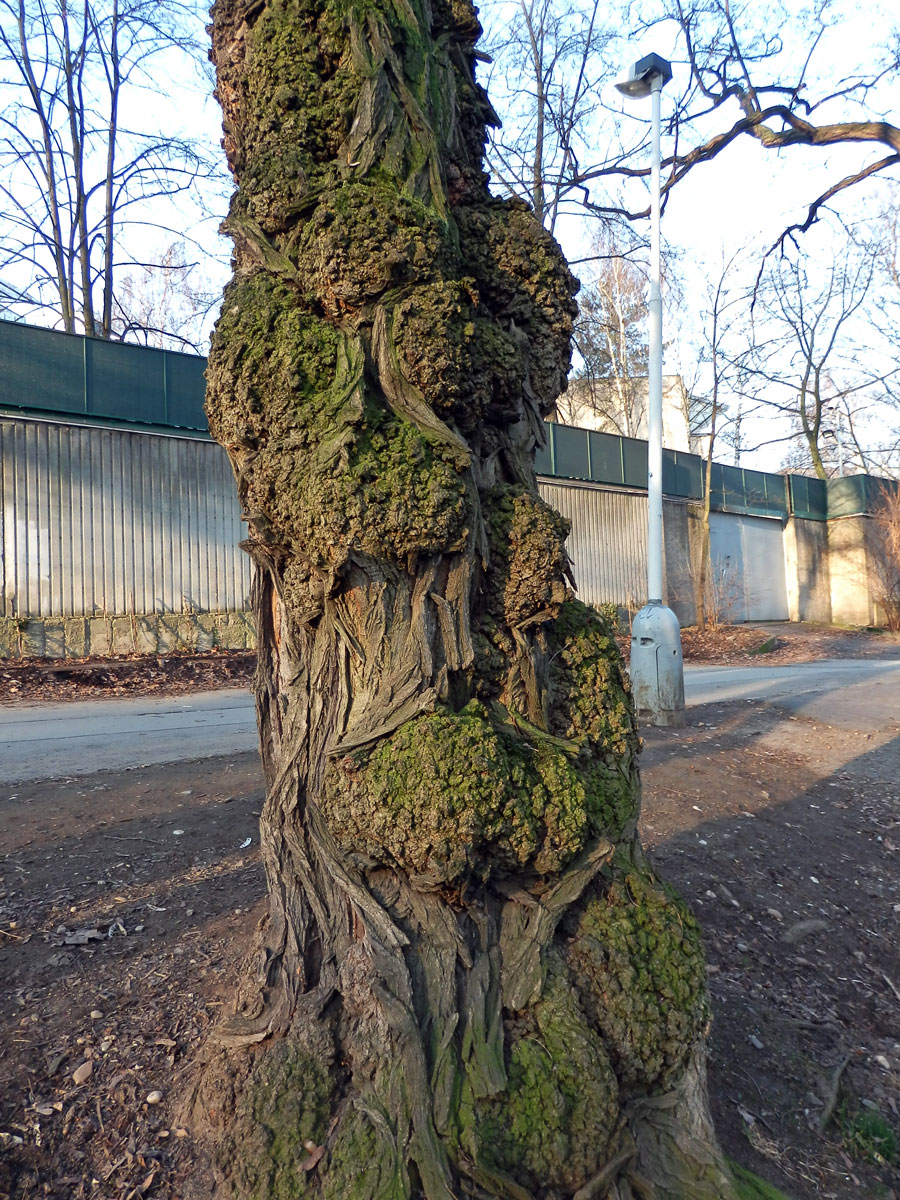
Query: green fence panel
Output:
[[621, 436, 648, 488], [551, 423, 591, 479], [1, 318, 208, 432], [825, 474, 895, 518], [1, 321, 86, 413], [663, 448, 704, 499], [86, 336, 167, 424], [587, 430, 625, 485], [535, 434, 553, 475], [164, 352, 208, 429], [788, 475, 827, 521], [826, 475, 867, 517]]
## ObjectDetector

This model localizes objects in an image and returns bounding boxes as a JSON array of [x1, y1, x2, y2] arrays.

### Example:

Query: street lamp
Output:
[[615, 53, 685, 727]]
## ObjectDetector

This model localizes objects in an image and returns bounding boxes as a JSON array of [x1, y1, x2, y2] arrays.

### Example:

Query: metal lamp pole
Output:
[[615, 53, 685, 727]]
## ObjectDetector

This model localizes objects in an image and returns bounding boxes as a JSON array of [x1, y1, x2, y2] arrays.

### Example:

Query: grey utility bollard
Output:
[[630, 602, 685, 727]]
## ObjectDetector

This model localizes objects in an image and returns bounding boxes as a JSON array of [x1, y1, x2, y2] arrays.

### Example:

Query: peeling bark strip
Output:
[[200, 0, 739, 1195]]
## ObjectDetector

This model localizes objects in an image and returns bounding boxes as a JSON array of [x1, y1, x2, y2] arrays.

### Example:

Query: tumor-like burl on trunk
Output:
[[194, 0, 743, 1194]]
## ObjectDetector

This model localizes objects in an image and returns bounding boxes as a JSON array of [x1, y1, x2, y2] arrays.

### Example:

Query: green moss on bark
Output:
[[393, 282, 526, 431], [482, 487, 570, 628], [455, 199, 579, 413], [469, 958, 618, 1191], [291, 176, 453, 316], [566, 869, 709, 1094], [321, 700, 599, 881], [322, 1109, 406, 1200], [206, 273, 471, 576], [548, 599, 636, 756], [229, 0, 359, 228], [231, 1041, 333, 1200]]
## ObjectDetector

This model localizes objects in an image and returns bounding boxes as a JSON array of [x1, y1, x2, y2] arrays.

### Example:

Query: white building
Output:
[[552, 374, 694, 453]]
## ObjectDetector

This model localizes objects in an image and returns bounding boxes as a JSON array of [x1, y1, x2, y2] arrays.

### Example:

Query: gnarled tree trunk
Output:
[[197, 0, 741, 1196]]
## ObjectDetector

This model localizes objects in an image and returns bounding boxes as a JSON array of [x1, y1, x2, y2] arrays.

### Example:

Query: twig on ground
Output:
[[818, 1054, 851, 1133]]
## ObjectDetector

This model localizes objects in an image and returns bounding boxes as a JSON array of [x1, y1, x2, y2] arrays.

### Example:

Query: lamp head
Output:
[[615, 52, 672, 99]]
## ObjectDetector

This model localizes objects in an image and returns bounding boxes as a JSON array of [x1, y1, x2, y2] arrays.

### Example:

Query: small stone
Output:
[[72, 1060, 93, 1085], [173, 1127, 189, 1138], [100, 1039, 113, 1052], [748, 1035, 764, 1051], [89, 1010, 103, 1020], [736, 942, 750, 953], [766, 908, 783, 921], [874, 1055, 891, 1071], [146, 1090, 164, 1105]]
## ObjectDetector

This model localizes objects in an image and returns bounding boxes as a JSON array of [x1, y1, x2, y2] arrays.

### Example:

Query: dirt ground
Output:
[[2, 626, 900, 1199], [2, 622, 898, 706], [0, 652, 256, 705]]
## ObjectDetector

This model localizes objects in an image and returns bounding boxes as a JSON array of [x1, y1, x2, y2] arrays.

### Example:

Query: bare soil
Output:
[[678, 622, 900, 666], [1, 637, 899, 1199], [0, 652, 256, 705], [2, 623, 897, 707]]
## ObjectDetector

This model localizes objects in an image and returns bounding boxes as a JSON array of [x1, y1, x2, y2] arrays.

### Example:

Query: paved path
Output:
[[3, 658, 899, 782], [684, 658, 900, 731], [0, 689, 258, 784]]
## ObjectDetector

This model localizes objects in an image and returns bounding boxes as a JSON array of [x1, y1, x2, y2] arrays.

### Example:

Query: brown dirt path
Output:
[[1, 701, 898, 1198]]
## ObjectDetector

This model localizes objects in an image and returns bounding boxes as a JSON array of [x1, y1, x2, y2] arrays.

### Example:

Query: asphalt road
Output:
[[684, 657, 900, 730], [2, 657, 899, 783], [0, 689, 258, 784]]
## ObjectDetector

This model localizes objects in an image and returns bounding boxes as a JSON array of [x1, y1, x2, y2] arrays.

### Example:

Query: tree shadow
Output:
[[640, 700, 900, 1200]]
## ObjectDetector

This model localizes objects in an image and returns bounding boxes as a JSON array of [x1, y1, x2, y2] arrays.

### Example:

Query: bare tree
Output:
[[741, 245, 896, 479], [112, 243, 222, 352], [870, 482, 900, 630], [479, 0, 634, 235], [624, 0, 900, 242], [690, 250, 749, 628], [193, 0, 747, 1193], [0, 0, 224, 339], [567, 234, 649, 433]]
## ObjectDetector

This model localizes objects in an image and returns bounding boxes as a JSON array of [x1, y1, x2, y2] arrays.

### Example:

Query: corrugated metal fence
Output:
[[537, 480, 647, 610], [1, 418, 249, 618], [1, 416, 649, 621]]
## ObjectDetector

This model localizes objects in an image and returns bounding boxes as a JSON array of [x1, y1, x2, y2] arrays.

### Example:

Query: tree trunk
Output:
[[197, 0, 741, 1196]]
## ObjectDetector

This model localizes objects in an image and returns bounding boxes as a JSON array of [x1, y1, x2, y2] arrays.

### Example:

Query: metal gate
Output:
[[709, 512, 788, 622]]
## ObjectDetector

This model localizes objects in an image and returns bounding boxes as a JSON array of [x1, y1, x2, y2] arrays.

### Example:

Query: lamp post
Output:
[[615, 53, 685, 727]]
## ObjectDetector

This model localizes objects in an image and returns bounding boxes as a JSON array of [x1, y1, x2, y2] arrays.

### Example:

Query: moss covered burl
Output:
[[203, 0, 737, 1192], [566, 867, 710, 1093]]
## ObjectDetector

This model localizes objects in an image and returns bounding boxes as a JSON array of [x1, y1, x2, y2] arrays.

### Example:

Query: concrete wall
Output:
[[784, 517, 832, 623], [662, 500, 697, 627], [0, 609, 257, 659], [827, 516, 881, 627]]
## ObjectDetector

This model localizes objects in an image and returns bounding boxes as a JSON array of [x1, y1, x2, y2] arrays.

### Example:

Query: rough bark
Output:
[[196, 0, 742, 1196]]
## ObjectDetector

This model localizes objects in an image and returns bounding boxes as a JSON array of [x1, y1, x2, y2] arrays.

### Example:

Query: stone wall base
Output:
[[0, 611, 257, 660]]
